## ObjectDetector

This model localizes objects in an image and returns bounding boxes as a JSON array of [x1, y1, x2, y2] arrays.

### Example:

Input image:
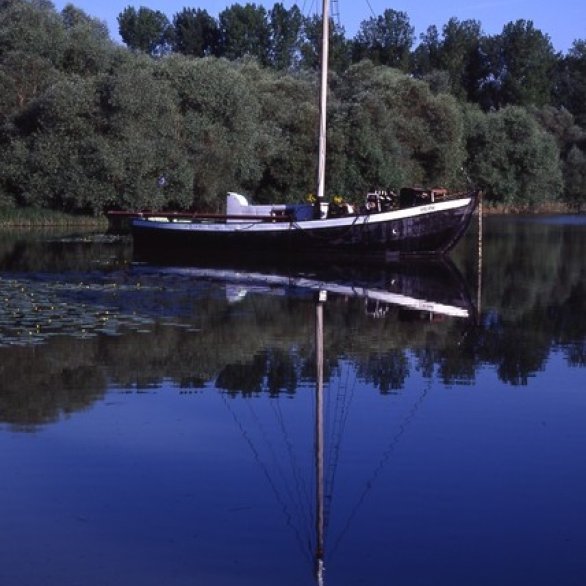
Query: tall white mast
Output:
[[316, 0, 330, 201]]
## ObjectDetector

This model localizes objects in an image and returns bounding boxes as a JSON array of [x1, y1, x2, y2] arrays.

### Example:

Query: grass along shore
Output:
[[0, 207, 107, 228], [479, 199, 585, 214]]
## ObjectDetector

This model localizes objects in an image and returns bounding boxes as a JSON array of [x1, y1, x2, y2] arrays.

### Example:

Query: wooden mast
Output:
[[316, 0, 330, 203]]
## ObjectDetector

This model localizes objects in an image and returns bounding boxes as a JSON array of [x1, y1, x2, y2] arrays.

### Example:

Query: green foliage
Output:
[[464, 105, 563, 205], [487, 20, 557, 109], [99, 56, 192, 210], [0, 51, 57, 118], [336, 62, 466, 193], [413, 19, 485, 99], [117, 5, 172, 55], [159, 56, 262, 210], [439, 19, 486, 101], [60, 5, 115, 76], [532, 106, 586, 206], [171, 7, 218, 58], [352, 9, 414, 71], [299, 15, 350, 73], [554, 40, 586, 128], [217, 3, 271, 66], [0, 1, 583, 215], [241, 64, 317, 201], [563, 145, 586, 207], [0, 0, 67, 65], [7, 75, 113, 212], [268, 3, 303, 70]]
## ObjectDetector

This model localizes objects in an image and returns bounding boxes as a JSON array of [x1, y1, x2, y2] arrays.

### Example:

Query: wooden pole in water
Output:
[[476, 191, 483, 322]]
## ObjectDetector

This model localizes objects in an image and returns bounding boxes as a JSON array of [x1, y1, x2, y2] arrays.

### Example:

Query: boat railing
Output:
[[106, 209, 294, 233]]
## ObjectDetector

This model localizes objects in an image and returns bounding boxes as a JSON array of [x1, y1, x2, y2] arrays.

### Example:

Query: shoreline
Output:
[[0, 203, 583, 229], [0, 208, 107, 229], [479, 202, 584, 215]]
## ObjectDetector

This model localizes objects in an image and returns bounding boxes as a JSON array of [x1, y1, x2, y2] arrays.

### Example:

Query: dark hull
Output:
[[132, 193, 478, 264]]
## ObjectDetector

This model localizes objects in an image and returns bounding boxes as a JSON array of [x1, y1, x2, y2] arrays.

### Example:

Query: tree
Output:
[[4, 75, 108, 212], [0, 51, 56, 117], [534, 106, 586, 207], [299, 14, 350, 73], [98, 56, 192, 211], [413, 19, 487, 102], [60, 5, 116, 76], [335, 61, 466, 195], [117, 6, 172, 56], [158, 56, 263, 210], [61, 3, 108, 39], [438, 18, 486, 101], [241, 63, 318, 201], [171, 7, 219, 58], [486, 20, 558, 109], [554, 40, 586, 127], [352, 9, 414, 71], [217, 3, 271, 66], [268, 2, 303, 70], [464, 105, 563, 206], [412, 25, 441, 76], [0, 0, 67, 65]]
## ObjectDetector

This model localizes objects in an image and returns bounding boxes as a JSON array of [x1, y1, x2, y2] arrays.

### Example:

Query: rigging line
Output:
[[330, 376, 433, 558], [269, 393, 315, 537], [219, 389, 313, 565], [235, 221, 272, 232], [243, 396, 313, 539], [300, 0, 318, 22], [324, 363, 350, 494], [324, 359, 359, 532], [249, 294, 316, 550], [326, 361, 356, 468], [330, 0, 341, 27], [364, 0, 377, 19], [290, 213, 367, 241]]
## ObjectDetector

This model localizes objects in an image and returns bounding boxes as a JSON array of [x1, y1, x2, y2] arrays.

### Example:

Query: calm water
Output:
[[0, 216, 585, 586]]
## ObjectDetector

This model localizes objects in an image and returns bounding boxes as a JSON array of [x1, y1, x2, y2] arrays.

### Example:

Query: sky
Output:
[[52, 0, 584, 54]]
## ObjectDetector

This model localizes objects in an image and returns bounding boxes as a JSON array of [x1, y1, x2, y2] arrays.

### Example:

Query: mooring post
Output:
[[477, 192, 483, 322]]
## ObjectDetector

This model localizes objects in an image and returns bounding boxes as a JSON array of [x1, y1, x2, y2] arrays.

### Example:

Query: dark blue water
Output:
[[0, 216, 585, 586]]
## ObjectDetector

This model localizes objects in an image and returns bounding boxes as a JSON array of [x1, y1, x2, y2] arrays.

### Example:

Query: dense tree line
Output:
[[0, 0, 585, 216]]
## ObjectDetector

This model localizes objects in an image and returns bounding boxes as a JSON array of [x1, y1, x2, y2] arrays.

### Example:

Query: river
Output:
[[0, 215, 585, 586]]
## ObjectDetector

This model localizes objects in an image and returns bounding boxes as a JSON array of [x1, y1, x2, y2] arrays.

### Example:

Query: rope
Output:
[[329, 373, 433, 557], [219, 389, 313, 564]]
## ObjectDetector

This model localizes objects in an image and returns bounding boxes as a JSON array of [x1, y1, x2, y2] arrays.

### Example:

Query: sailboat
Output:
[[129, 1, 478, 263]]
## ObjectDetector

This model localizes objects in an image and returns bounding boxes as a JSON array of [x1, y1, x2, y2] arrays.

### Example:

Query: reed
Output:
[[0, 207, 107, 228]]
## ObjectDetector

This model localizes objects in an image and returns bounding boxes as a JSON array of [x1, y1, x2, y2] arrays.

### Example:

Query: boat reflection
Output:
[[131, 258, 475, 322]]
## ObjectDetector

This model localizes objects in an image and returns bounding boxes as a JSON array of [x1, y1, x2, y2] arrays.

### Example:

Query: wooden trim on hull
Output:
[[131, 193, 478, 263]]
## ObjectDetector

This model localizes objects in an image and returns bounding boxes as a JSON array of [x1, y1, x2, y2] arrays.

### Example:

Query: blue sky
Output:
[[53, 0, 584, 53]]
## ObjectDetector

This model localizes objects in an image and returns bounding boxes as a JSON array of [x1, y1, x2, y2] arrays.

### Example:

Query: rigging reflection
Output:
[[135, 259, 473, 584]]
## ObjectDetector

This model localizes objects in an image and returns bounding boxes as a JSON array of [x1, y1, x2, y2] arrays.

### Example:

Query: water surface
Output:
[[0, 216, 585, 586]]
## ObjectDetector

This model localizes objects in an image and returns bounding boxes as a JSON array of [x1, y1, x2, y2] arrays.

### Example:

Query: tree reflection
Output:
[[0, 216, 584, 429]]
